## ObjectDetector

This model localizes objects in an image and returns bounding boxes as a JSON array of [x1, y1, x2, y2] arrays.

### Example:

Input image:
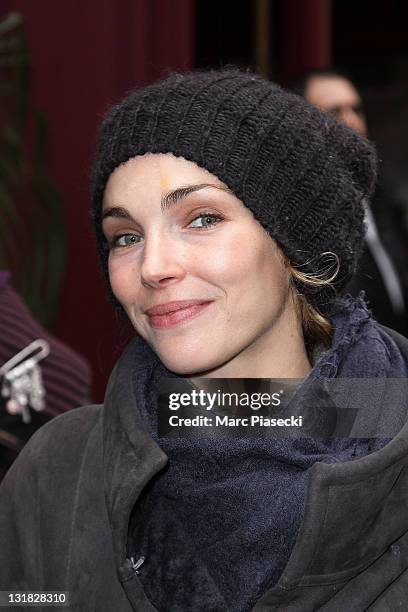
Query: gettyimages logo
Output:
[[157, 378, 306, 438], [167, 387, 283, 411]]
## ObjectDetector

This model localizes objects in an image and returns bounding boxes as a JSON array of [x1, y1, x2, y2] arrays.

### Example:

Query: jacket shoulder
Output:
[[379, 324, 408, 358], [0, 405, 103, 588], [11, 404, 101, 474], [0, 404, 102, 501], [30, 403, 100, 452]]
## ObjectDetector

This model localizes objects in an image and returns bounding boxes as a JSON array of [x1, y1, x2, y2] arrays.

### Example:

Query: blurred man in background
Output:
[[303, 70, 367, 137], [293, 69, 408, 336]]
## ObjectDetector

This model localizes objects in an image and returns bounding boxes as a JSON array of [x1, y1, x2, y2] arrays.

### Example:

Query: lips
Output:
[[145, 300, 213, 329], [145, 300, 212, 316]]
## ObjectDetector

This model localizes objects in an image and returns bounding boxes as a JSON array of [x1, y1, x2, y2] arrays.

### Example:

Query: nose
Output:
[[340, 108, 367, 137], [140, 232, 186, 289]]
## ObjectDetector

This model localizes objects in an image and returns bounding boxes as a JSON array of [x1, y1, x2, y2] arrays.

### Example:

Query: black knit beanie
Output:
[[91, 68, 377, 314]]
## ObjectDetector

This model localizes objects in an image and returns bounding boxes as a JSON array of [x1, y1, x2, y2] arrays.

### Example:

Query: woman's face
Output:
[[102, 153, 299, 376]]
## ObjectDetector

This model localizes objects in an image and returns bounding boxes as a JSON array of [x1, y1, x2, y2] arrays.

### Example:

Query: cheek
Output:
[[108, 255, 139, 306], [257, 244, 288, 291], [229, 236, 289, 318], [206, 230, 286, 295], [200, 231, 257, 282]]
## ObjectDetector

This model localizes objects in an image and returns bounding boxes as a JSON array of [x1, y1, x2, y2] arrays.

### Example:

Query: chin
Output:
[[157, 348, 223, 377]]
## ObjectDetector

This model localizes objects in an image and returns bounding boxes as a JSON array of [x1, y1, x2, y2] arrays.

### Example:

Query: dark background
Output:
[[2, 0, 408, 400]]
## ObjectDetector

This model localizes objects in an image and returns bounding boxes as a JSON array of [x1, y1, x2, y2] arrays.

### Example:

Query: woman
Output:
[[1, 68, 408, 611]]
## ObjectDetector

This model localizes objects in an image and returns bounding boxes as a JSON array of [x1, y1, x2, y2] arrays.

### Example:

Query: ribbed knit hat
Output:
[[91, 68, 377, 314]]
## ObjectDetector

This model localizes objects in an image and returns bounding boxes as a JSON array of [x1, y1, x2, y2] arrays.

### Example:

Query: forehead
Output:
[[102, 152, 226, 207], [306, 76, 361, 110]]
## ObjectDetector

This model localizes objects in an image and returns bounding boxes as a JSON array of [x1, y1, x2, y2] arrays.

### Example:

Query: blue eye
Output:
[[189, 213, 222, 229], [113, 234, 141, 248]]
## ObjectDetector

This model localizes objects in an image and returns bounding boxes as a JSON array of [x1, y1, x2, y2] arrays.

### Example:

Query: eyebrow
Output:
[[102, 183, 230, 221]]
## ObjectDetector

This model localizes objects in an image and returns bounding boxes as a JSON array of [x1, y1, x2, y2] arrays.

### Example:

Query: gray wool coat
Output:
[[1, 327, 408, 611]]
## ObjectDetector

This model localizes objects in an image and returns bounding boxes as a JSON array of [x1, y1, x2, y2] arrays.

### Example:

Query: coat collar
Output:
[[102, 339, 167, 570], [260, 324, 408, 599]]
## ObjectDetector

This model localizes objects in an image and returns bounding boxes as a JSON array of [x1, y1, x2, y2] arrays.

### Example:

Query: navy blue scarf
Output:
[[128, 295, 408, 612]]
